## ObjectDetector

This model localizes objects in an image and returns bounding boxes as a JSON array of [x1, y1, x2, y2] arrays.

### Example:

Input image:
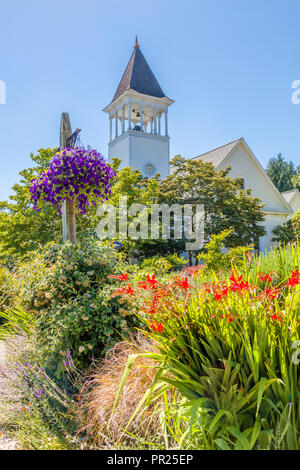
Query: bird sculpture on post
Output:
[[59, 113, 81, 244]]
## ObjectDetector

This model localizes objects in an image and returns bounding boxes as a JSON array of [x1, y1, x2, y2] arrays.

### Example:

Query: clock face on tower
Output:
[[143, 162, 156, 177]]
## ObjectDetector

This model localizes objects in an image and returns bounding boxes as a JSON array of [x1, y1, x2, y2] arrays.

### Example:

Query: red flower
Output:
[[259, 273, 273, 283], [108, 273, 129, 281], [147, 274, 158, 289], [126, 285, 134, 295], [287, 270, 300, 288], [112, 286, 127, 297], [137, 281, 149, 290], [177, 277, 190, 291], [264, 288, 279, 299], [214, 293, 223, 301], [229, 272, 249, 292], [225, 314, 234, 322], [149, 321, 164, 333], [270, 312, 282, 323]]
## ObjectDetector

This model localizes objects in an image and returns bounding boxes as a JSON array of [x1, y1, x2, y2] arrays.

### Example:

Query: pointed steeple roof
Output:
[[112, 37, 166, 101]]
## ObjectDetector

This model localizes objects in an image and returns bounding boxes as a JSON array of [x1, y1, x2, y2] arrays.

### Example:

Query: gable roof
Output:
[[192, 137, 293, 213], [192, 138, 242, 167], [112, 38, 166, 102], [281, 189, 300, 204]]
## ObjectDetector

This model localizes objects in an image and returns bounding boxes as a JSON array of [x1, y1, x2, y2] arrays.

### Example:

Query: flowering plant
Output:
[[111, 269, 300, 333], [29, 148, 115, 214], [110, 265, 300, 449]]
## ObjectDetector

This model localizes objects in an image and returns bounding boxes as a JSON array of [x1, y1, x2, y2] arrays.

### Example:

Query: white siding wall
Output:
[[259, 213, 289, 252], [289, 193, 300, 215], [218, 145, 291, 251], [220, 146, 289, 212], [108, 130, 170, 179]]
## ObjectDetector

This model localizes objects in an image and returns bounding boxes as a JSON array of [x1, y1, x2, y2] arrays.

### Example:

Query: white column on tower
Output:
[[154, 109, 157, 134], [165, 109, 168, 137], [158, 111, 161, 135], [109, 115, 112, 141], [140, 102, 144, 132], [115, 109, 118, 138], [127, 102, 131, 131], [122, 105, 125, 134]]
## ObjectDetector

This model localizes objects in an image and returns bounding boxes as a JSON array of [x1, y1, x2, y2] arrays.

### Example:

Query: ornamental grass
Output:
[[77, 334, 174, 448]]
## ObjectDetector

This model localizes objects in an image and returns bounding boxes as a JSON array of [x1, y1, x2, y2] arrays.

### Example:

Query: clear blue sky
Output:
[[1, 0, 300, 201]]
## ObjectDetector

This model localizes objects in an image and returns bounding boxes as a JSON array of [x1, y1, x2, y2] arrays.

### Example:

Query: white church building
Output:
[[103, 38, 300, 252]]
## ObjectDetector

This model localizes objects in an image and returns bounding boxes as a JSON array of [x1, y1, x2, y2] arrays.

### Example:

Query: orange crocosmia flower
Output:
[[264, 288, 279, 299], [22, 408, 26, 412], [270, 312, 282, 323], [287, 270, 300, 288], [108, 273, 129, 281], [177, 277, 190, 291], [259, 273, 273, 282], [149, 321, 164, 333], [147, 274, 158, 289], [126, 285, 134, 295]]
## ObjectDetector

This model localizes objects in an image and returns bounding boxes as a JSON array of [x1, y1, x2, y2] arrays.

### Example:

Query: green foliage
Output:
[[12, 240, 137, 377], [272, 219, 296, 245], [115, 245, 300, 449], [266, 153, 296, 192], [272, 209, 300, 245], [198, 229, 253, 273], [105, 160, 172, 260], [0, 333, 85, 450], [0, 148, 61, 262], [292, 168, 300, 190], [249, 241, 300, 283], [140, 254, 187, 275], [292, 209, 300, 238], [158, 155, 266, 249], [0, 267, 15, 314], [0, 148, 101, 263], [0, 307, 34, 339]]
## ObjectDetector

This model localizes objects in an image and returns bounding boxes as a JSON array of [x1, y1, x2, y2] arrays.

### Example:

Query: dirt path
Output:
[[0, 341, 19, 451]]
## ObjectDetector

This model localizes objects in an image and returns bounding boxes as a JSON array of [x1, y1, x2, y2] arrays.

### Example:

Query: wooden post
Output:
[[60, 113, 77, 244], [65, 199, 76, 244]]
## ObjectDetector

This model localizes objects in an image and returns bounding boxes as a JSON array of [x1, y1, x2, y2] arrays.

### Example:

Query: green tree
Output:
[[272, 209, 300, 245], [272, 220, 295, 245], [0, 148, 61, 262], [292, 167, 300, 190], [266, 153, 296, 192], [104, 160, 172, 260], [158, 156, 266, 250], [0, 148, 100, 262]]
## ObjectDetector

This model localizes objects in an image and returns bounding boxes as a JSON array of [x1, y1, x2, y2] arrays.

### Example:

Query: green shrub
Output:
[[0, 267, 16, 316], [140, 254, 187, 275], [198, 229, 253, 273], [13, 240, 137, 377]]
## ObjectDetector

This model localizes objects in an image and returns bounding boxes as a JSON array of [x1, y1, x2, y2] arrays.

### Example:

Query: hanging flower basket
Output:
[[30, 148, 115, 214]]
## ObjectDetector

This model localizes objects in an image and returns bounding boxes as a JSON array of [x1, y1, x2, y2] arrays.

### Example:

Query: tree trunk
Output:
[[63, 199, 76, 244]]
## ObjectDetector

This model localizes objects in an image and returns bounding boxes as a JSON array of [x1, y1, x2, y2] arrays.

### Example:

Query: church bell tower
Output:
[[103, 37, 174, 179]]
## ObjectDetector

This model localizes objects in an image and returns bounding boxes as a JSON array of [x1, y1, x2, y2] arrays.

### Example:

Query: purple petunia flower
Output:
[[30, 147, 115, 215]]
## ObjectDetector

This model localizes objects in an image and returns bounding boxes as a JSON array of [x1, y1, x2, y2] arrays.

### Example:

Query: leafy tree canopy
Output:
[[272, 209, 300, 245], [0, 148, 101, 263], [158, 156, 266, 249], [266, 153, 297, 193]]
